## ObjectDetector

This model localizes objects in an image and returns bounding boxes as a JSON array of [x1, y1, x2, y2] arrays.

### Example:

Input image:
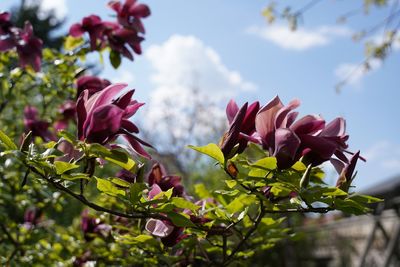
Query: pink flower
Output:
[[24, 106, 55, 141], [108, 0, 150, 33], [147, 162, 185, 197], [76, 75, 111, 99], [70, 15, 106, 50], [77, 83, 152, 158], [0, 20, 42, 72], [220, 100, 260, 158], [255, 95, 354, 169]]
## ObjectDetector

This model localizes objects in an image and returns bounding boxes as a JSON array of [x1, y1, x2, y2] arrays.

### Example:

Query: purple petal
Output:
[[77, 90, 89, 140], [290, 115, 325, 135], [148, 184, 162, 200], [121, 119, 139, 133], [84, 105, 124, 143], [220, 102, 248, 156], [69, 23, 84, 37], [114, 90, 134, 109], [85, 83, 127, 115], [0, 37, 15, 51], [226, 99, 239, 124], [275, 99, 300, 129], [330, 158, 345, 174], [255, 95, 283, 148], [121, 133, 151, 159], [299, 135, 338, 160], [129, 4, 151, 18], [145, 219, 174, 237], [320, 117, 346, 137], [273, 128, 301, 169]]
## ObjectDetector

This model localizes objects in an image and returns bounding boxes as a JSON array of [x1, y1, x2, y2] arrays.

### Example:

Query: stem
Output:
[[222, 235, 228, 262], [28, 166, 169, 221], [223, 199, 265, 265]]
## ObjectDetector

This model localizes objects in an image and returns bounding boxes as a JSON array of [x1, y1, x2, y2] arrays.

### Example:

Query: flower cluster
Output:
[[145, 164, 188, 247], [0, 12, 42, 71], [69, 0, 150, 61], [221, 96, 361, 172]]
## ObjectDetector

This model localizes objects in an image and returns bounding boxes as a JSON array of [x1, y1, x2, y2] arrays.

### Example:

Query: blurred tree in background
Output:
[[11, 0, 65, 49]]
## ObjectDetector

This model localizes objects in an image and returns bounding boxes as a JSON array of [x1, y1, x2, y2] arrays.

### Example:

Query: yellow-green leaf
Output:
[[188, 143, 224, 165], [96, 178, 126, 196], [0, 130, 17, 150], [54, 161, 79, 175]]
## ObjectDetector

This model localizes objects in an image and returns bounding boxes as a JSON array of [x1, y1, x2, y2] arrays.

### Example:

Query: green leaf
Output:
[[252, 157, 277, 170], [129, 183, 146, 204], [132, 235, 153, 243], [349, 194, 383, 204], [194, 183, 211, 199], [248, 157, 277, 177], [64, 36, 84, 51], [58, 130, 76, 144], [0, 130, 17, 150], [111, 177, 131, 188], [110, 50, 121, 69], [96, 178, 126, 196], [225, 180, 237, 188], [61, 173, 90, 181], [54, 161, 79, 175], [89, 144, 136, 171], [335, 198, 370, 215], [167, 212, 195, 227], [188, 143, 224, 165], [171, 197, 200, 212], [291, 161, 306, 171], [226, 195, 256, 214]]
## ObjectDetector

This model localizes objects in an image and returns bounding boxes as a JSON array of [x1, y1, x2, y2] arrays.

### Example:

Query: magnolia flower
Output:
[[255, 96, 352, 169], [105, 25, 144, 60], [24, 106, 55, 141], [220, 100, 259, 158], [81, 210, 111, 241], [69, 2, 148, 61], [0, 20, 42, 71], [54, 100, 76, 131], [0, 12, 12, 35], [16, 22, 42, 72], [76, 75, 111, 99], [147, 162, 185, 197], [145, 184, 187, 247], [333, 151, 360, 192], [23, 207, 42, 229], [70, 15, 106, 50], [108, 0, 151, 33], [77, 83, 152, 158]]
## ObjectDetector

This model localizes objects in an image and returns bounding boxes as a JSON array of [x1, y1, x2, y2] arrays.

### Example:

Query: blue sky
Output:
[[1, 0, 399, 190]]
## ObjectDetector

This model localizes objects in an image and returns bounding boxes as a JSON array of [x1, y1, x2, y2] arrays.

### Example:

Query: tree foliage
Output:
[[0, 1, 381, 266]]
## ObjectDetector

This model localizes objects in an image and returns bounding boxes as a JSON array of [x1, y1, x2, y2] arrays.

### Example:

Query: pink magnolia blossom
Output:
[[77, 83, 151, 158]]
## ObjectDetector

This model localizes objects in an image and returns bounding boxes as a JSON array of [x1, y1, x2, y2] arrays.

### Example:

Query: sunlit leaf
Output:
[[188, 143, 224, 165], [96, 177, 126, 196]]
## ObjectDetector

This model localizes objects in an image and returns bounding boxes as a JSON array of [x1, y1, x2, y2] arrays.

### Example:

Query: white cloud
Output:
[[26, 0, 67, 19], [247, 24, 351, 51], [334, 59, 381, 87], [145, 35, 257, 95], [363, 141, 400, 172], [141, 35, 255, 156]]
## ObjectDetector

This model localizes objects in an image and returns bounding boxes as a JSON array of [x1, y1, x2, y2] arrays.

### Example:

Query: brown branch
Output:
[[28, 166, 169, 221], [223, 200, 265, 266]]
